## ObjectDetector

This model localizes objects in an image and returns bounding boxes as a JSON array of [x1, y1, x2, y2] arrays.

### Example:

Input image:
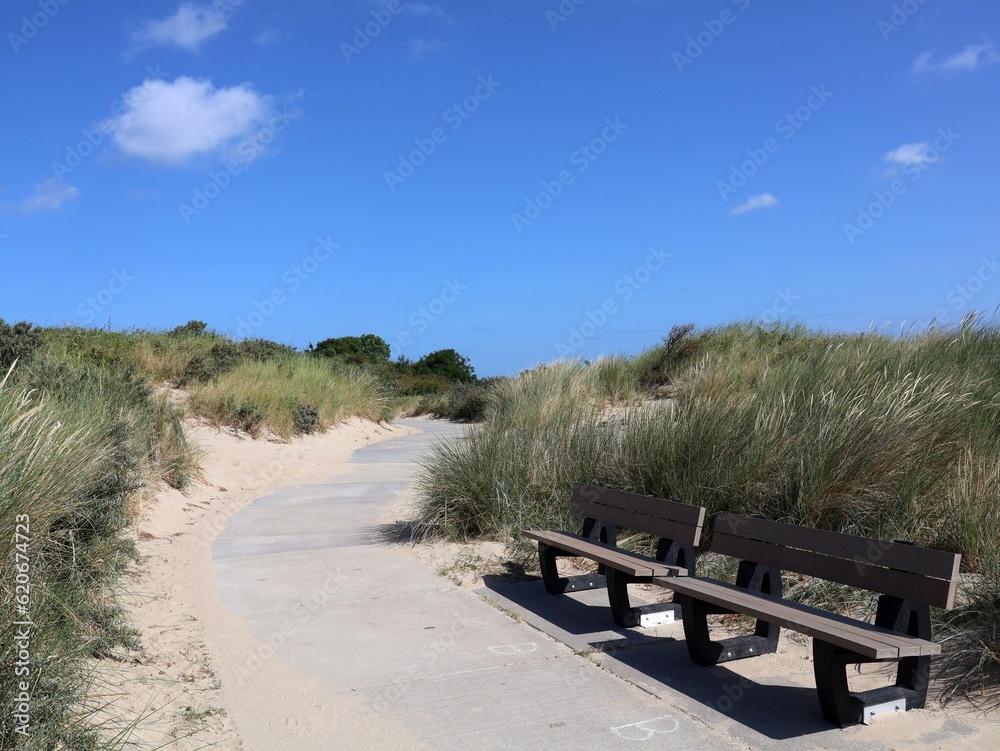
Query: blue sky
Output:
[[2, 0, 999, 377]]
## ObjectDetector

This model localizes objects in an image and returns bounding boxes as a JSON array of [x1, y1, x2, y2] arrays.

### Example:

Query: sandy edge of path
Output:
[[91, 416, 427, 751]]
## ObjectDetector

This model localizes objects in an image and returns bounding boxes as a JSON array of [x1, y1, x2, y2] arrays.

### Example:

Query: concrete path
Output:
[[212, 418, 983, 750]]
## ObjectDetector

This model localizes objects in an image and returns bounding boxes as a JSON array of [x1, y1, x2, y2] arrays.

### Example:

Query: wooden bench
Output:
[[523, 484, 707, 628], [655, 513, 961, 727]]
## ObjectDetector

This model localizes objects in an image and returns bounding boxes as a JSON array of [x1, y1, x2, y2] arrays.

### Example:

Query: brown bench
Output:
[[655, 513, 961, 727], [523, 484, 707, 628]]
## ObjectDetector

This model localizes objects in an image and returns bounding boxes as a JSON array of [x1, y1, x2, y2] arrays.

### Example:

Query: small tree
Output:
[[170, 320, 209, 336], [311, 334, 391, 365], [413, 348, 476, 383]]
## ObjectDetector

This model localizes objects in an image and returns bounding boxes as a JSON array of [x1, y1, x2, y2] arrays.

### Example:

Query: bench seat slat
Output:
[[523, 530, 687, 579], [657, 576, 940, 660]]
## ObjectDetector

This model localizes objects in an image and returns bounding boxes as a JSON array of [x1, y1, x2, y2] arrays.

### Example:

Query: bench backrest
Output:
[[571, 483, 706, 547], [713, 513, 961, 609]]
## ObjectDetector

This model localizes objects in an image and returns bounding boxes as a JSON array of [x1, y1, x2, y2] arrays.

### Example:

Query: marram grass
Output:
[[415, 321, 1000, 701]]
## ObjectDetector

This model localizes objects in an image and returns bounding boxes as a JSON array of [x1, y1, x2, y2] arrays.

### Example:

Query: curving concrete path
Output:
[[212, 418, 729, 749], [212, 418, 984, 750]]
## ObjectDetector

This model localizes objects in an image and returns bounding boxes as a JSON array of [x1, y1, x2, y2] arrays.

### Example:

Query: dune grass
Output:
[[0, 355, 203, 748], [191, 356, 391, 438], [414, 320, 1000, 700]]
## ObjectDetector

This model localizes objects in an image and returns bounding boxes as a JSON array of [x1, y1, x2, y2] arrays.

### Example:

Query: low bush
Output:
[[0, 318, 42, 370], [293, 402, 321, 434]]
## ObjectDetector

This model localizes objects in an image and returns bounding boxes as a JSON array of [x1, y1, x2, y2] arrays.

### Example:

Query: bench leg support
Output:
[[813, 597, 933, 726], [606, 569, 680, 628], [679, 561, 781, 666], [538, 542, 606, 595], [813, 641, 866, 727]]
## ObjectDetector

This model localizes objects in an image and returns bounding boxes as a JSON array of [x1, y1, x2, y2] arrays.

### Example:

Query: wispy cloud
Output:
[[102, 76, 274, 165], [884, 142, 937, 168], [254, 29, 284, 46], [130, 2, 231, 53], [732, 193, 778, 215], [408, 37, 444, 59], [912, 41, 999, 75], [7, 178, 80, 214], [405, 2, 457, 24]]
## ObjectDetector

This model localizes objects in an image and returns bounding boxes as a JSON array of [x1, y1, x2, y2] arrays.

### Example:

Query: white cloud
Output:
[[405, 3, 457, 24], [732, 193, 778, 215], [103, 76, 273, 165], [884, 142, 936, 167], [408, 37, 444, 59], [912, 41, 999, 75], [14, 179, 79, 214], [131, 2, 229, 52], [254, 29, 284, 46]]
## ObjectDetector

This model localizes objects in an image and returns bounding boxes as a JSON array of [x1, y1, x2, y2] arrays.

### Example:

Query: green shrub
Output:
[[179, 341, 241, 385], [416, 377, 508, 422], [239, 338, 296, 362], [293, 402, 320, 434], [232, 400, 266, 436], [311, 334, 391, 364], [413, 348, 477, 383], [170, 319, 209, 336], [0, 318, 42, 370], [396, 372, 449, 396]]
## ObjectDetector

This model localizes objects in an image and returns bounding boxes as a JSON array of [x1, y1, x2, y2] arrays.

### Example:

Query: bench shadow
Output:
[[479, 579, 669, 645], [481, 579, 836, 741], [604, 639, 833, 740]]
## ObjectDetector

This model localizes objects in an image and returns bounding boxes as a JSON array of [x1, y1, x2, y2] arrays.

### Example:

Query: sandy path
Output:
[[97, 417, 417, 749]]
